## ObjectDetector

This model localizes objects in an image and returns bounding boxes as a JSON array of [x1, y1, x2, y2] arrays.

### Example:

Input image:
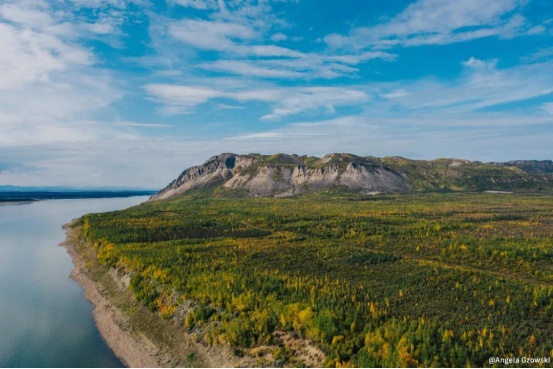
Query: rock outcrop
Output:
[[149, 153, 553, 201], [150, 153, 410, 200]]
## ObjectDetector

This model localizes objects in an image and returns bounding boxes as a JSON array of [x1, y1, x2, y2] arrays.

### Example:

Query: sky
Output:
[[0, 0, 552, 188]]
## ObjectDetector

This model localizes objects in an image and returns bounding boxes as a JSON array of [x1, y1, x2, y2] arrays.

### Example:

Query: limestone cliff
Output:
[[149, 153, 553, 200]]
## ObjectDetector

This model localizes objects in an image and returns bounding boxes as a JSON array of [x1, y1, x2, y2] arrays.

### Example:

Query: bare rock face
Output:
[[150, 153, 238, 200], [150, 153, 411, 200], [340, 163, 410, 193], [150, 153, 553, 201]]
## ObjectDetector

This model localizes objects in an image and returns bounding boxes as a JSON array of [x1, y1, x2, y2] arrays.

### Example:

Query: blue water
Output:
[[0, 197, 149, 367]]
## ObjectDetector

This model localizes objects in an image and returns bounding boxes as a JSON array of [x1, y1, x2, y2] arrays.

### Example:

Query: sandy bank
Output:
[[61, 222, 164, 367], [60, 221, 247, 368]]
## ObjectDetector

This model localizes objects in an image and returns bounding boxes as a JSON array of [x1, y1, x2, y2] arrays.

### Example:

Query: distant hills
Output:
[[0, 185, 157, 192], [0, 186, 157, 202], [150, 153, 553, 200], [496, 160, 553, 174]]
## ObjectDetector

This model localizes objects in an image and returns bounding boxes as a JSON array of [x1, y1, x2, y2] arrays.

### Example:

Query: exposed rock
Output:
[[150, 153, 553, 201], [151, 153, 238, 200], [150, 153, 412, 200]]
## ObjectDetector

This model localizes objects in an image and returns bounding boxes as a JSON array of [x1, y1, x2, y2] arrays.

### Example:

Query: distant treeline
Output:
[[0, 190, 156, 202]]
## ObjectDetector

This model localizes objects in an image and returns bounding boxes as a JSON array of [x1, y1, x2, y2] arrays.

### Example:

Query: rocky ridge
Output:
[[150, 153, 553, 201]]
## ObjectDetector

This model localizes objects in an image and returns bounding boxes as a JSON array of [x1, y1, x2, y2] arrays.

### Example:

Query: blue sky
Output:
[[0, 0, 552, 188]]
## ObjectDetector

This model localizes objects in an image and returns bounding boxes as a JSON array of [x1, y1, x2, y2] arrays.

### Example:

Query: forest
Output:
[[78, 192, 553, 367]]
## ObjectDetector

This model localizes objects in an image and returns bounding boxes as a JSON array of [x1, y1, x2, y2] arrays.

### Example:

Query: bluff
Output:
[[149, 153, 553, 200]]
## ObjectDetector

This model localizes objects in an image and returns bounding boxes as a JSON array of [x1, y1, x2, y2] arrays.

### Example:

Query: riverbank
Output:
[[61, 220, 249, 368], [0, 201, 34, 205]]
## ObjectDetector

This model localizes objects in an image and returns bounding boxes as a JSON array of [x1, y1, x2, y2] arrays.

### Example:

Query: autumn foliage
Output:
[[80, 193, 553, 367]]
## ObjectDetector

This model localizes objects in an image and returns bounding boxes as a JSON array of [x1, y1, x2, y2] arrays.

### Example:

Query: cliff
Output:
[[150, 153, 553, 200]]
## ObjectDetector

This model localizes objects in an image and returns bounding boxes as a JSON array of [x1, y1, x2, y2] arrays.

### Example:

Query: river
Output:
[[0, 196, 149, 367]]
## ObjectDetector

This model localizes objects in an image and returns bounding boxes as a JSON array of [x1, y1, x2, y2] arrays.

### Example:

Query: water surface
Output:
[[0, 197, 149, 367]]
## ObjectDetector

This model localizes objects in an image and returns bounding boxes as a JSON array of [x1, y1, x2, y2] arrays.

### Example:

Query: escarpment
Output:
[[150, 153, 553, 200]]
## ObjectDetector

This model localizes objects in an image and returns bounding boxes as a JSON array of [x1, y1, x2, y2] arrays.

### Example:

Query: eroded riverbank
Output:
[[61, 220, 250, 368]]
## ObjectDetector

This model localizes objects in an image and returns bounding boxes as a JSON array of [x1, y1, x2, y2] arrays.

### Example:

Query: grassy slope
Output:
[[80, 193, 553, 367]]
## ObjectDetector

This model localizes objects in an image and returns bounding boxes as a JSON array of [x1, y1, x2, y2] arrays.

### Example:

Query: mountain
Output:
[[496, 160, 553, 174], [149, 153, 553, 200]]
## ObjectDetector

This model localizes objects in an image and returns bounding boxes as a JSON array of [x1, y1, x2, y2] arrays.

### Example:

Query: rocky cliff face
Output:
[[149, 153, 553, 201], [150, 153, 411, 200]]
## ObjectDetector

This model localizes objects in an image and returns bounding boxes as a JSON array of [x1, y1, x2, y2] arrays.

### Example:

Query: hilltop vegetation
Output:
[[151, 153, 553, 200], [78, 192, 553, 367]]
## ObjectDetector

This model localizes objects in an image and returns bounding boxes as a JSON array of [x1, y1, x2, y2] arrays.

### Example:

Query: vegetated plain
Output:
[[78, 192, 553, 367]]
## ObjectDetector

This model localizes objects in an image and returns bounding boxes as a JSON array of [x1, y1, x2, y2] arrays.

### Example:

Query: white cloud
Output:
[[171, 0, 218, 10], [527, 25, 546, 35], [0, 139, 195, 187], [270, 32, 287, 42], [200, 60, 305, 78], [199, 53, 385, 80], [325, 0, 532, 50], [230, 131, 285, 139], [3, 110, 552, 187], [260, 87, 369, 120], [0, 118, 134, 147], [113, 121, 174, 128], [382, 0, 520, 37], [231, 88, 283, 102], [366, 58, 553, 116], [0, 0, 123, 148], [143, 84, 223, 114], [216, 104, 245, 110], [144, 83, 370, 119], [70, 0, 150, 9], [224, 114, 553, 162], [165, 15, 394, 77], [168, 18, 257, 51], [86, 21, 117, 35], [522, 46, 553, 63], [163, 0, 287, 56], [248, 44, 304, 58], [2, 0, 551, 189], [325, 51, 397, 64], [147, 55, 553, 120], [0, 19, 91, 89], [161, 4, 394, 82], [381, 90, 410, 99], [0, 2, 53, 29], [167, 18, 305, 59], [0, 72, 119, 122], [542, 102, 553, 115]]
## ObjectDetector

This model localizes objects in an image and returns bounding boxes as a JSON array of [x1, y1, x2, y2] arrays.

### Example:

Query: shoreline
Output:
[[61, 221, 162, 367], [0, 200, 36, 205], [60, 220, 249, 368]]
